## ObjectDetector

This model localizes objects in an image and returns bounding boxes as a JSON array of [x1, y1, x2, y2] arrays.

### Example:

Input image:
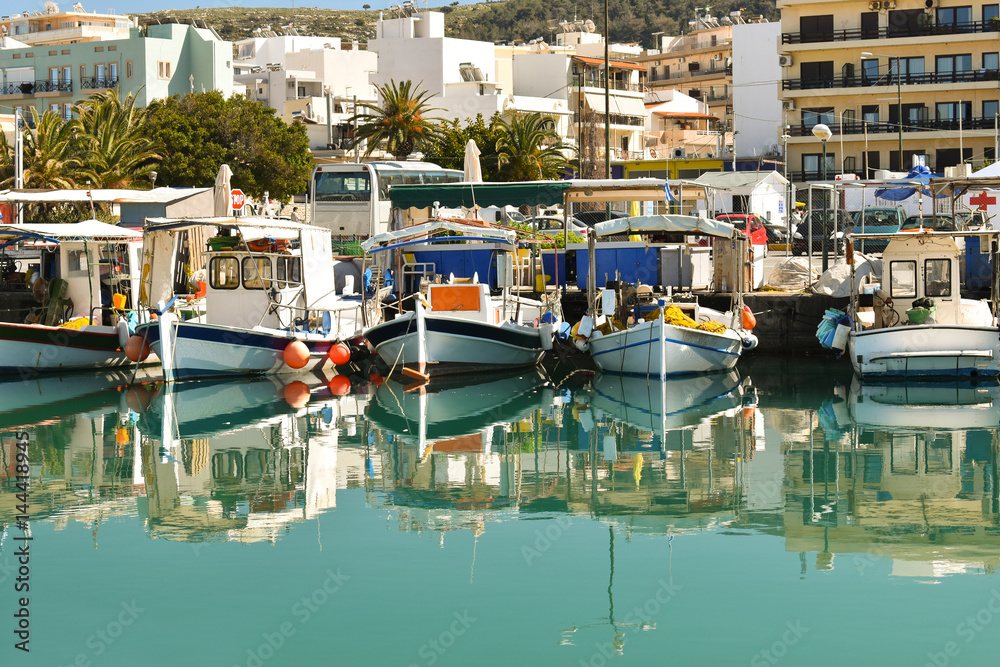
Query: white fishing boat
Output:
[[847, 230, 1000, 379], [0, 220, 146, 374], [581, 214, 758, 378], [134, 217, 365, 381], [361, 219, 556, 380]]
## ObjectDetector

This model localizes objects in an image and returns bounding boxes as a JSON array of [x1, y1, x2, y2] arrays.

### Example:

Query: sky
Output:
[[29, 0, 476, 13]]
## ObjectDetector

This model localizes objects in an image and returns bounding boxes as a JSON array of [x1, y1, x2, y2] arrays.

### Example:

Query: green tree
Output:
[[144, 91, 312, 201], [425, 113, 507, 181], [350, 79, 444, 159], [75, 88, 161, 189], [0, 108, 82, 190], [495, 113, 573, 181]]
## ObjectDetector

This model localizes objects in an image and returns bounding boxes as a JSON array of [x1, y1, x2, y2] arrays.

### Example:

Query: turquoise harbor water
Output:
[[2, 356, 1000, 666]]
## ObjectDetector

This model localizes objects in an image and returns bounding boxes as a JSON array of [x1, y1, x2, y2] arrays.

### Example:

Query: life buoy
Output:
[[650, 149, 657, 158]]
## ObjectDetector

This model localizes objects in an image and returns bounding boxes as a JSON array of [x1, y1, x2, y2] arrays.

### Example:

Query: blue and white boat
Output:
[[135, 217, 365, 381]]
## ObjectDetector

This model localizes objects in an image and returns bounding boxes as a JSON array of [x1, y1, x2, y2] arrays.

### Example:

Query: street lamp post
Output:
[[812, 122, 833, 272], [861, 52, 903, 170]]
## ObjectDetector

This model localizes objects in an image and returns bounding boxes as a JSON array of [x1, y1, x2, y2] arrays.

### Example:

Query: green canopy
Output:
[[389, 181, 570, 210]]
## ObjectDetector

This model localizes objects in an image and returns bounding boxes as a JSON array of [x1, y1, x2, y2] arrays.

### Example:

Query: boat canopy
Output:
[[389, 181, 569, 210], [144, 216, 326, 242], [0, 188, 210, 204], [362, 219, 517, 253], [594, 214, 736, 238], [0, 219, 142, 247]]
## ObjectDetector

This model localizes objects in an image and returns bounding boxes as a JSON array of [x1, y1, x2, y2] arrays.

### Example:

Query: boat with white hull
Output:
[[847, 230, 1000, 379], [0, 220, 146, 374], [135, 217, 364, 381]]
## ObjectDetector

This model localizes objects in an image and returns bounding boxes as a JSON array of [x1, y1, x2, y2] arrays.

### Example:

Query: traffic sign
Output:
[[230, 189, 245, 210]]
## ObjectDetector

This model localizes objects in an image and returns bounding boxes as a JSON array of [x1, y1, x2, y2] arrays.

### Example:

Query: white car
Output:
[[525, 215, 590, 237]]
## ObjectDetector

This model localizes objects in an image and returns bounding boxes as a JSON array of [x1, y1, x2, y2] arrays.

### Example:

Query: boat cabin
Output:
[[425, 280, 501, 325], [205, 245, 305, 329], [880, 235, 963, 326]]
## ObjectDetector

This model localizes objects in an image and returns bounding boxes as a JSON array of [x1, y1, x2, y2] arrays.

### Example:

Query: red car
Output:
[[715, 214, 769, 255]]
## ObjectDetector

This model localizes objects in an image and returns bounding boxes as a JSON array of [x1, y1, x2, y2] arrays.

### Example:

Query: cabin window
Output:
[[889, 260, 917, 298], [209, 256, 240, 290], [924, 258, 951, 297], [276, 256, 301, 287], [242, 257, 272, 290]]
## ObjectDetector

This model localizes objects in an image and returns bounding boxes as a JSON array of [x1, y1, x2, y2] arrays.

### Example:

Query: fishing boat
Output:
[[134, 217, 365, 381], [579, 214, 758, 378], [361, 219, 556, 380], [0, 220, 146, 374], [847, 229, 1000, 379]]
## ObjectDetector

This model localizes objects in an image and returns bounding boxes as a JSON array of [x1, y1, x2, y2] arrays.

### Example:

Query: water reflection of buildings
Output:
[[781, 380, 1000, 575], [364, 371, 760, 539]]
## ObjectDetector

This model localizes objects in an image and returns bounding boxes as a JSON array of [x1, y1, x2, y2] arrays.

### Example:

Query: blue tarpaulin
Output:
[[874, 165, 944, 200]]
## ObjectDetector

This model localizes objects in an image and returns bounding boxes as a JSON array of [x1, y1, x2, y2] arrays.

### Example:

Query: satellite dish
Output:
[[72, 1, 84, 11], [44, 1, 59, 13], [584, 19, 595, 32]]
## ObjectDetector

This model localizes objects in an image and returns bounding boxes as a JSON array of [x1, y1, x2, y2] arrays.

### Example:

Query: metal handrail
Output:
[[781, 20, 997, 44], [783, 68, 999, 90]]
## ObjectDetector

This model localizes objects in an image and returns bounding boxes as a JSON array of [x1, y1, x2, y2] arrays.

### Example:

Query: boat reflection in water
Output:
[[780, 377, 1000, 577], [137, 374, 369, 543]]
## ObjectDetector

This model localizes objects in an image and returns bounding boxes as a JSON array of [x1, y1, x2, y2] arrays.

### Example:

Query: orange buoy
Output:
[[369, 372, 384, 386], [327, 342, 351, 366], [283, 380, 311, 408], [742, 305, 757, 331], [115, 427, 130, 444], [283, 340, 310, 369], [328, 374, 351, 396], [124, 335, 151, 362], [124, 384, 152, 412]]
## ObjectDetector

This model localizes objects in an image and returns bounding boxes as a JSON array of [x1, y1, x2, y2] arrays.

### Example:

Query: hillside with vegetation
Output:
[[138, 0, 778, 47]]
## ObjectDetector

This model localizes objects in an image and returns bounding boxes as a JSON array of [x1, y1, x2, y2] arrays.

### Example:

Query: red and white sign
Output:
[[230, 189, 246, 210]]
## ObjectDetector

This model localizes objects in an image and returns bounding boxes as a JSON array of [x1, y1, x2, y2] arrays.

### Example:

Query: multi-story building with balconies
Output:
[[0, 7, 232, 122], [779, 0, 1000, 182]]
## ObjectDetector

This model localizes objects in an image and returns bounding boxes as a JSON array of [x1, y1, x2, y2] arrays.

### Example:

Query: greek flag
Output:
[[664, 181, 678, 203]]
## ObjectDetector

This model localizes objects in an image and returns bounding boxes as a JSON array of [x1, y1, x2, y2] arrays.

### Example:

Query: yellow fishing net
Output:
[[58, 317, 91, 329], [644, 305, 727, 333]]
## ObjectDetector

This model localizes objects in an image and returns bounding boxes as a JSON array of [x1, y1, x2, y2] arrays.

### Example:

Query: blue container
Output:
[[966, 236, 993, 289], [540, 251, 566, 287], [411, 247, 501, 289], [575, 244, 660, 289]]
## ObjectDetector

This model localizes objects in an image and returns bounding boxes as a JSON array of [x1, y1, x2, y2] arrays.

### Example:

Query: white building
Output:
[[731, 22, 783, 165]]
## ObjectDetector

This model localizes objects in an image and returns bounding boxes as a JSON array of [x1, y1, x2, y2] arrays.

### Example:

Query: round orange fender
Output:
[[742, 305, 757, 331], [283, 340, 310, 369]]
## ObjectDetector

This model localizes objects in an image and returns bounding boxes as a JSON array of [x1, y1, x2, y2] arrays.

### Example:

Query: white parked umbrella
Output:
[[214, 164, 233, 216], [463, 139, 483, 182]]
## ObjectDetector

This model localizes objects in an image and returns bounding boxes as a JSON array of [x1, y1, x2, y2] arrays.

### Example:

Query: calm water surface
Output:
[[1, 355, 999, 666]]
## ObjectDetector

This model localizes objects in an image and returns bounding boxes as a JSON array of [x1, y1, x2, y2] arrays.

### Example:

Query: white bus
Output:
[[309, 161, 463, 239]]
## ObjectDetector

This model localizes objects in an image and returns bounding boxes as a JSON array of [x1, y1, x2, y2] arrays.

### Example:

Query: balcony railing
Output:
[[33, 80, 73, 94], [0, 82, 35, 95], [650, 64, 731, 83], [788, 116, 999, 137], [788, 170, 866, 182], [665, 39, 732, 54], [80, 76, 119, 90], [783, 69, 999, 91], [781, 20, 999, 45], [574, 112, 646, 127], [705, 91, 732, 103], [579, 77, 644, 93]]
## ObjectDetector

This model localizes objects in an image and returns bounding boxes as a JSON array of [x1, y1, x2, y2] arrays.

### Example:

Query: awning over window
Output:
[[583, 93, 645, 117]]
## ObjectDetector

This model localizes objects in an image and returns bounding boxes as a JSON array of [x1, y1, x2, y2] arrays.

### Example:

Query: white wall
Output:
[[732, 22, 782, 159]]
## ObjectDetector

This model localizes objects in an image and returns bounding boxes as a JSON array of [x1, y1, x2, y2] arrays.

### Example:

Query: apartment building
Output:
[[0, 6, 232, 120], [778, 0, 1000, 182]]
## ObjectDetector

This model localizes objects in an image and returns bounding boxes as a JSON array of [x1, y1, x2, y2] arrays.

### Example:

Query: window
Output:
[[864, 151, 880, 175], [935, 101, 971, 122], [315, 171, 371, 202], [798, 14, 833, 42], [861, 59, 881, 85], [889, 260, 917, 298], [890, 150, 929, 171], [95, 46, 104, 52], [862, 105, 879, 125], [241, 257, 272, 290], [800, 60, 834, 88], [49, 67, 58, 84], [936, 6, 973, 28], [802, 153, 835, 175], [936, 54, 972, 81], [986, 4, 1000, 23], [889, 103, 927, 130], [861, 12, 879, 39], [95, 63, 105, 80], [889, 56, 924, 83], [887, 9, 926, 35], [158, 61, 171, 79], [985, 100, 999, 119], [985, 53, 999, 71], [62, 66, 70, 82], [209, 257, 240, 290], [126, 60, 133, 79], [925, 258, 951, 297], [79, 64, 85, 81], [108, 45, 116, 52], [109, 62, 117, 80], [62, 103, 71, 120], [802, 107, 835, 128], [276, 257, 301, 287]]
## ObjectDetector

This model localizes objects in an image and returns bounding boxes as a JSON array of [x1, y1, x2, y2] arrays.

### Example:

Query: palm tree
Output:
[[0, 108, 83, 190], [495, 113, 573, 182], [75, 88, 161, 189], [350, 79, 444, 159]]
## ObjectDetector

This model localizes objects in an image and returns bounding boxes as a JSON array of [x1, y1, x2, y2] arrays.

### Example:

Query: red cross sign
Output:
[[970, 191, 996, 211]]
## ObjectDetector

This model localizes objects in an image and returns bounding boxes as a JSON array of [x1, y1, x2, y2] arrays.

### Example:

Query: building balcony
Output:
[[578, 78, 644, 93], [574, 112, 645, 128], [782, 69, 999, 91], [0, 82, 34, 96], [80, 76, 119, 90], [787, 116, 1000, 137], [33, 80, 73, 96], [664, 39, 732, 55], [781, 20, 998, 45]]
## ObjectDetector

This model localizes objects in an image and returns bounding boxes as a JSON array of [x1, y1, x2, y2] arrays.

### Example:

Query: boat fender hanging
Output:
[[117, 320, 131, 348], [327, 342, 351, 366], [741, 305, 757, 331], [741, 333, 759, 350], [124, 335, 151, 362], [283, 340, 310, 369]]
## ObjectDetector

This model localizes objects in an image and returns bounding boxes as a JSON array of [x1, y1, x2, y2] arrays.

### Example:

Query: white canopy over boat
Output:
[[0, 219, 142, 244], [593, 214, 736, 238], [362, 219, 516, 253], [144, 216, 324, 242]]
